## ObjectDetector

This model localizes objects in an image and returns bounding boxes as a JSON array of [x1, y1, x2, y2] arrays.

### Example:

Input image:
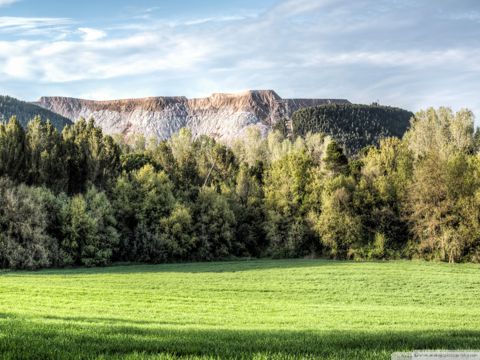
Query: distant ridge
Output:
[[0, 95, 72, 130], [36, 90, 350, 141]]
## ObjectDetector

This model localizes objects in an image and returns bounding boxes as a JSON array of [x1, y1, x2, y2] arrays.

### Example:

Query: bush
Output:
[[0, 178, 55, 269]]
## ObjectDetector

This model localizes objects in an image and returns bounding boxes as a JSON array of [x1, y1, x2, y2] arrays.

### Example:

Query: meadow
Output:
[[0, 259, 479, 359]]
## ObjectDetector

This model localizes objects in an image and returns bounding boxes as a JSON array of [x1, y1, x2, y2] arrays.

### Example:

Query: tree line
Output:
[[0, 107, 479, 269], [0, 95, 71, 130]]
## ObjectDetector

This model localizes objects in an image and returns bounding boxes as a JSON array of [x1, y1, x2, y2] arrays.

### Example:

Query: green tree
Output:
[[312, 175, 363, 259], [61, 188, 119, 266], [193, 187, 236, 260], [195, 136, 238, 190], [323, 140, 349, 176], [169, 129, 200, 200], [0, 178, 55, 269], [405, 107, 474, 159], [61, 194, 95, 265], [62, 118, 121, 193], [408, 152, 478, 262], [264, 149, 314, 257], [112, 164, 176, 262], [232, 127, 268, 166], [149, 141, 178, 183], [405, 108, 478, 262], [291, 103, 413, 154], [157, 203, 196, 261], [353, 137, 413, 256], [26, 117, 67, 191], [0, 117, 26, 181], [233, 164, 267, 256]]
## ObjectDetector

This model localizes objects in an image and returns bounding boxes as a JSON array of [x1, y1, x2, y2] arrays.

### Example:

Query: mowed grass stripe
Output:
[[0, 259, 479, 359]]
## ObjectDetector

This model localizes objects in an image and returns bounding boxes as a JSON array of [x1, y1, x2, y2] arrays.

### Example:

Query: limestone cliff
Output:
[[36, 90, 350, 140]]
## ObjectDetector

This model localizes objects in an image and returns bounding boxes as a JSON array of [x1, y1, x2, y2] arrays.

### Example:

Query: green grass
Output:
[[0, 259, 479, 359]]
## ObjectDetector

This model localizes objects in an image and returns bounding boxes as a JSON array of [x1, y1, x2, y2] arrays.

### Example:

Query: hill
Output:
[[35, 92, 413, 154], [291, 103, 413, 154], [0, 95, 72, 130], [35, 90, 350, 141], [0, 259, 479, 359]]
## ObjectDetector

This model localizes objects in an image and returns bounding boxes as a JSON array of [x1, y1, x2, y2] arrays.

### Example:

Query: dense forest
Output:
[[0, 107, 479, 269], [0, 96, 72, 131], [291, 104, 413, 154]]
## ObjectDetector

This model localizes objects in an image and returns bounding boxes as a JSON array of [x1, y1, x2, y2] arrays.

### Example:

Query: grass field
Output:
[[0, 259, 479, 359]]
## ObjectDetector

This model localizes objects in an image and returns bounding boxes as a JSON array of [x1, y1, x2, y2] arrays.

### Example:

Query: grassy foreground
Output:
[[0, 260, 479, 359]]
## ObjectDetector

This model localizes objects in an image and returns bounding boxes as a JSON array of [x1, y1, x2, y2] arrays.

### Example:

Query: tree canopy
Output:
[[291, 103, 413, 155], [0, 106, 479, 269]]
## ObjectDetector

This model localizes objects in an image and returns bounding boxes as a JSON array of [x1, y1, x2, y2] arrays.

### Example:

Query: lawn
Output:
[[0, 259, 479, 359]]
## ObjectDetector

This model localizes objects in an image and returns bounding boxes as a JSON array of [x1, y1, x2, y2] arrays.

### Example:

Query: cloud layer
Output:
[[0, 0, 479, 118], [0, 0, 19, 7]]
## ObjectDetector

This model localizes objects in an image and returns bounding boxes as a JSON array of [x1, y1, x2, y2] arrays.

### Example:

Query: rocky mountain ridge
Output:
[[36, 90, 350, 140], [0, 95, 72, 130]]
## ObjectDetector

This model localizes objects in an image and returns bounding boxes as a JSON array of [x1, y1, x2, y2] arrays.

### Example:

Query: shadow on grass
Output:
[[6, 258, 361, 276], [0, 315, 479, 359], [42, 314, 177, 326]]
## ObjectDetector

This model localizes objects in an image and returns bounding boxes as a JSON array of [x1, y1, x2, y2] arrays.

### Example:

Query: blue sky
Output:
[[0, 0, 479, 117]]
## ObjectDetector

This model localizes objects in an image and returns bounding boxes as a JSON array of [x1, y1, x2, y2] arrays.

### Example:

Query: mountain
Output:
[[34, 90, 413, 154], [291, 103, 413, 154], [0, 95, 72, 131], [0, 95, 72, 130], [35, 90, 350, 141]]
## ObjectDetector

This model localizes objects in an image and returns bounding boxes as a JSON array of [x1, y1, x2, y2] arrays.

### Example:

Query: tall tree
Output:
[[0, 117, 27, 181], [61, 187, 119, 266], [313, 175, 363, 259], [26, 117, 67, 191], [112, 164, 176, 262], [0, 178, 54, 269], [406, 108, 478, 262], [264, 147, 314, 257], [193, 187, 236, 260]]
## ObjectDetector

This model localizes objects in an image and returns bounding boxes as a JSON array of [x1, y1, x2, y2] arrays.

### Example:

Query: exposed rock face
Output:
[[36, 90, 349, 140]]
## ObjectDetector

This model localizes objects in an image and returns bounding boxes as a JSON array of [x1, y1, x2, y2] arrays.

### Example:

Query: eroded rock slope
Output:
[[36, 90, 350, 140]]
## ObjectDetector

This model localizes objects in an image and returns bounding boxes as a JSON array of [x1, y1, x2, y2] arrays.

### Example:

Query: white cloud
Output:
[[182, 15, 250, 26], [299, 49, 480, 70], [0, 29, 217, 83], [4, 56, 34, 79], [78, 27, 106, 41], [0, 0, 19, 7], [0, 17, 70, 28], [269, 0, 335, 17], [0, 0, 479, 120], [0, 17, 71, 36]]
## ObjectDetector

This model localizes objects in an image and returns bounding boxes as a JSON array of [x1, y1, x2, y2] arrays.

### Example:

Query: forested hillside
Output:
[[291, 104, 413, 154], [0, 96, 72, 130], [0, 107, 479, 269]]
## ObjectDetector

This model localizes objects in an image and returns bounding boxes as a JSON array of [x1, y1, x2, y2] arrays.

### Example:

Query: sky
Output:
[[0, 0, 479, 118]]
